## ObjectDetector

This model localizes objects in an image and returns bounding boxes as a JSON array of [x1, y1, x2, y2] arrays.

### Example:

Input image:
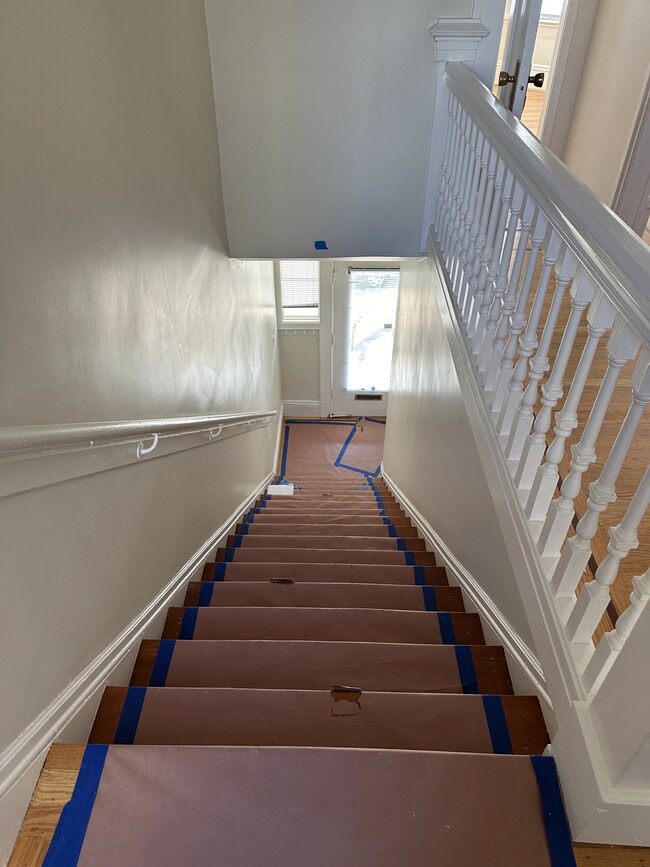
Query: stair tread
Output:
[[131, 639, 512, 694], [162, 606, 484, 644], [202, 562, 448, 584], [90, 687, 547, 755], [184, 581, 464, 610], [215, 548, 437, 565], [228, 533, 426, 551], [44, 745, 573, 867]]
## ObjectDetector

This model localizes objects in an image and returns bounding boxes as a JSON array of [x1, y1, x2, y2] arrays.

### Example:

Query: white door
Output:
[[496, 0, 544, 116], [327, 262, 400, 417]]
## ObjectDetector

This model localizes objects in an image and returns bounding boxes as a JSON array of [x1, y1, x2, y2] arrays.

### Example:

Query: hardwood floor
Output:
[[9, 746, 648, 866], [521, 89, 546, 136]]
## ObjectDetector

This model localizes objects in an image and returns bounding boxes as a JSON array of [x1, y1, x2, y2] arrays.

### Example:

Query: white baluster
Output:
[[541, 319, 641, 566], [484, 197, 537, 394], [550, 345, 649, 611], [497, 228, 563, 438], [466, 157, 505, 335], [490, 211, 548, 414], [441, 105, 467, 262], [440, 99, 464, 258], [465, 169, 513, 331], [434, 92, 456, 241], [449, 119, 478, 288], [530, 291, 616, 530], [453, 130, 486, 302], [582, 567, 650, 692], [456, 136, 492, 321], [565, 463, 650, 651], [477, 181, 525, 370], [516, 266, 593, 493]]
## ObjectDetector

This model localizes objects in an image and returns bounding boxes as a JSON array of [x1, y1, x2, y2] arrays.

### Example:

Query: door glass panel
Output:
[[344, 269, 400, 392]]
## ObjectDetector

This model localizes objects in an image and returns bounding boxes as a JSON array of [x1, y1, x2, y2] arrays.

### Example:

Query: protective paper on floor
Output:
[[279, 418, 385, 481], [48, 745, 573, 866]]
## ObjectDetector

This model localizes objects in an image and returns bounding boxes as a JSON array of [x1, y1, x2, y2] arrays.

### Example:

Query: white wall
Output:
[[383, 257, 536, 650], [204, 0, 476, 259], [0, 0, 279, 425], [279, 330, 321, 402], [561, 0, 650, 204], [0, 2, 282, 853]]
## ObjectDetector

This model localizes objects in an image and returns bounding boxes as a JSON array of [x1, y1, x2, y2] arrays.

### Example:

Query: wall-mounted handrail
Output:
[[0, 410, 277, 457], [444, 62, 650, 344]]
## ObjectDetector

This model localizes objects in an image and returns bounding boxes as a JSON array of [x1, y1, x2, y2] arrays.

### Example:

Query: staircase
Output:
[[40, 474, 575, 866]]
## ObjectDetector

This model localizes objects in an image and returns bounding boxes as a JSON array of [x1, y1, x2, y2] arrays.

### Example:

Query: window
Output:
[[278, 260, 319, 323]]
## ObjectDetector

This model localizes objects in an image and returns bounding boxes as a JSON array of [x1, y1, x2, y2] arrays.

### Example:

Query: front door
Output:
[[496, 0, 544, 117], [328, 262, 400, 417]]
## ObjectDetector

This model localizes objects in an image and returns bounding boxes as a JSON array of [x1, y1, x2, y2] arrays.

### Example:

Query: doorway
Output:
[[321, 262, 401, 418]]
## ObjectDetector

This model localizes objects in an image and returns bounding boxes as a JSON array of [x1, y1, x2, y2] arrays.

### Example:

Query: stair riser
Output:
[[215, 548, 437, 566], [226, 534, 427, 552]]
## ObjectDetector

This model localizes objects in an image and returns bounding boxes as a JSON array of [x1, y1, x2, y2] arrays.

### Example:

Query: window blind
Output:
[[279, 261, 319, 319]]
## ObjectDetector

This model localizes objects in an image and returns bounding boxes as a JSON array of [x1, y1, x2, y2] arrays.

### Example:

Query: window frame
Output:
[[274, 260, 321, 329]]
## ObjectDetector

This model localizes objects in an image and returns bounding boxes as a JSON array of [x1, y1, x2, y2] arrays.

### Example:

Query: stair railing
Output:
[[0, 410, 277, 458], [431, 60, 649, 837]]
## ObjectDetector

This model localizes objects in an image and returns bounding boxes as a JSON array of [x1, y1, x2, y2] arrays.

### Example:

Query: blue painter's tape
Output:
[[482, 695, 513, 755], [454, 645, 479, 694], [238, 523, 250, 535], [314, 240, 328, 250], [42, 744, 109, 867], [438, 611, 456, 645], [180, 607, 198, 640], [530, 756, 577, 867], [382, 517, 391, 526], [285, 420, 353, 426], [149, 640, 175, 687], [333, 424, 358, 469], [421, 586, 438, 611], [213, 562, 227, 581], [224, 547, 235, 562], [279, 424, 290, 479], [232, 535, 244, 548], [396, 538, 406, 551], [198, 581, 214, 606], [404, 551, 416, 566], [336, 461, 382, 478], [114, 687, 147, 745], [413, 566, 426, 586], [386, 524, 397, 537]]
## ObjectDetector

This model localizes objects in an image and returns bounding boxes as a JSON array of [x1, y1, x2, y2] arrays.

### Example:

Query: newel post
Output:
[[421, 17, 491, 252]]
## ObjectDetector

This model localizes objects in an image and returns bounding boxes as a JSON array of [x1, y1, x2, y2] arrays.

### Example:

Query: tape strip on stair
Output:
[[114, 687, 147, 745], [42, 744, 109, 867], [530, 756, 577, 867], [481, 695, 513, 755]]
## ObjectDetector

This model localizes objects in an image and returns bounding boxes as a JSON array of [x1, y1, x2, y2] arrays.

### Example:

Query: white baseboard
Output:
[[381, 466, 552, 716], [282, 400, 321, 418], [0, 469, 273, 867]]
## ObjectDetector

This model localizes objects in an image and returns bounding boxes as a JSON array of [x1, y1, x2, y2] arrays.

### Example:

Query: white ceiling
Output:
[[204, 0, 483, 259]]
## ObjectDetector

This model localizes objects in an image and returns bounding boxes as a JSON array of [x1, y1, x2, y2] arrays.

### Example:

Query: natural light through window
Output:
[[345, 269, 399, 392], [279, 260, 319, 321]]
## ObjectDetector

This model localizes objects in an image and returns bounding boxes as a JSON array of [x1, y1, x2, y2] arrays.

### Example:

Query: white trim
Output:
[[0, 469, 273, 865], [282, 400, 322, 419], [538, 0, 597, 155], [381, 466, 551, 714]]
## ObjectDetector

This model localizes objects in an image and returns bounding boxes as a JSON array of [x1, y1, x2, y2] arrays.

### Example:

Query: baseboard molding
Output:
[[0, 469, 274, 866], [282, 400, 321, 418], [381, 466, 551, 713]]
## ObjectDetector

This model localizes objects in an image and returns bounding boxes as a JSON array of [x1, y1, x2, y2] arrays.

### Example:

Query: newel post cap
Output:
[[428, 17, 490, 63]]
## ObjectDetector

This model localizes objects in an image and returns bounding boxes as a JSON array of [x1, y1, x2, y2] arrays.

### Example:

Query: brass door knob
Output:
[[528, 72, 545, 87], [498, 71, 515, 87]]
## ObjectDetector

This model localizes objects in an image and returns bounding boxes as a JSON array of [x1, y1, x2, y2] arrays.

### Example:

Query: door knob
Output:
[[528, 72, 545, 87], [498, 70, 515, 87]]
